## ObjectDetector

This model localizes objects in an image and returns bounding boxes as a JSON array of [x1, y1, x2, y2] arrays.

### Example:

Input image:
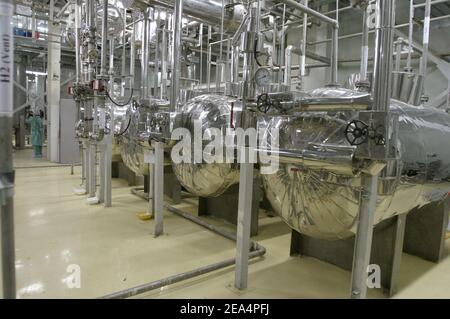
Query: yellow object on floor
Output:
[[137, 212, 154, 221], [446, 232, 450, 240]]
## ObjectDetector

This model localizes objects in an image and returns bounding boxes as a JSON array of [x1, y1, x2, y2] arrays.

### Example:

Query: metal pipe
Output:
[[74, 0, 81, 83], [141, 8, 150, 99], [198, 23, 203, 88], [279, 4, 286, 86], [420, 0, 432, 97], [160, 18, 168, 98], [360, 6, 369, 82], [309, 14, 450, 46], [330, 26, 339, 85], [100, 0, 108, 76], [373, 0, 396, 112], [0, 0, 16, 299], [393, 37, 403, 95], [414, 0, 449, 8], [284, 45, 302, 86], [139, 0, 245, 31], [300, 0, 308, 87], [122, 8, 127, 93], [130, 13, 135, 91], [406, 0, 414, 70], [170, 0, 183, 111], [216, 0, 225, 93], [278, 0, 339, 27], [99, 204, 266, 299], [153, 10, 159, 96]]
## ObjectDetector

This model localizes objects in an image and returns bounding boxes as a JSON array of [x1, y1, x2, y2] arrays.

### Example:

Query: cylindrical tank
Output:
[[172, 95, 240, 197], [262, 87, 450, 240], [117, 98, 169, 175]]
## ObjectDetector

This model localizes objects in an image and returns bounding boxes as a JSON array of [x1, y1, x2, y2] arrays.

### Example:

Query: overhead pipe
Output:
[[0, 0, 16, 299], [170, 0, 183, 111], [372, 0, 396, 112], [277, 0, 339, 85], [136, 0, 246, 31]]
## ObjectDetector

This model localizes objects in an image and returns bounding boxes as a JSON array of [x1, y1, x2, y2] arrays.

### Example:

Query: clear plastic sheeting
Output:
[[172, 95, 241, 197], [117, 98, 169, 175], [261, 87, 450, 240], [106, 102, 128, 161]]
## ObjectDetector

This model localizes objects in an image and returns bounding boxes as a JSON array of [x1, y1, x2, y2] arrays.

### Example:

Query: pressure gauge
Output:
[[255, 67, 271, 87]]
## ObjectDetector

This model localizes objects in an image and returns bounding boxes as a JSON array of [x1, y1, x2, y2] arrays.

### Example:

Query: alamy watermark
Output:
[[65, 264, 81, 289], [170, 120, 280, 175]]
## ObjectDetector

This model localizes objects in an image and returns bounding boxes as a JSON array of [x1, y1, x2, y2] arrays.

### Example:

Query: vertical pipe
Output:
[[170, 0, 183, 111], [130, 13, 135, 91], [74, 0, 81, 83], [330, 0, 339, 86], [406, 0, 414, 71], [278, 5, 286, 86], [393, 38, 402, 96], [153, 142, 164, 237], [207, 26, 212, 92], [300, 0, 308, 87], [141, 9, 150, 99], [216, 0, 225, 93], [198, 23, 203, 89], [153, 10, 160, 96], [100, 0, 108, 76], [420, 0, 431, 97], [372, 0, 396, 112], [160, 18, 168, 98], [360, 7, 369, 82], [0, 0, 15, 299], [234, 148, 254, 290], [350, 173, 379, 299], [122, 8, 127, 83], [284, 46, 292, 86]]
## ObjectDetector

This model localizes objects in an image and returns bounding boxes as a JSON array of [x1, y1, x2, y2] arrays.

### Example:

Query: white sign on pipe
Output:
[[0, 3, 13, 118]]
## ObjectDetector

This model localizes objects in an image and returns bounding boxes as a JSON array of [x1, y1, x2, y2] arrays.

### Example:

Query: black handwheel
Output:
[[344, 120, 369, 146], [257, 93, 272, 114]]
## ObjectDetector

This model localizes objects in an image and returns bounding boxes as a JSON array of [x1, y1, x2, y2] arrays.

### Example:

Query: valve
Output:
[[344, 120, 369, 146], [257, 93, 273, 114]]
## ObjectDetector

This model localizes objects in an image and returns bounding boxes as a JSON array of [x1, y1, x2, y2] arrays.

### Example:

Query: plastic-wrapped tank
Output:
[[117, 98, 169, 175], [172, 95, 240, 197], [262, 87, 450, 240]]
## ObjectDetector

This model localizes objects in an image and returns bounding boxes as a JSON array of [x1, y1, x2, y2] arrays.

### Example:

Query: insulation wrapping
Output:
[[118, 98, 169, 175], [261, 87, 450, 240], [172, 95, 241, 197]]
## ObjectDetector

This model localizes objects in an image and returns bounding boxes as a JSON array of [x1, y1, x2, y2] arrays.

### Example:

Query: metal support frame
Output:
[[153, 142, 164, 237], [350, 172, 379, 299], [234, 147, 254, 290], [0, 0, 16, 299], [47, 0, 62, 162]]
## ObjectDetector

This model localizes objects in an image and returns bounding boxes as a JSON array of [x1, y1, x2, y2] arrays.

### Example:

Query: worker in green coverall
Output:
[[26, 110, 44, 158]]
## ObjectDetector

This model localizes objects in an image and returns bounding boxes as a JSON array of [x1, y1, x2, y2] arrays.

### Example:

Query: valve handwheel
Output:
[[257, 93, 273, 114], [345, 120, 369, 146]]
